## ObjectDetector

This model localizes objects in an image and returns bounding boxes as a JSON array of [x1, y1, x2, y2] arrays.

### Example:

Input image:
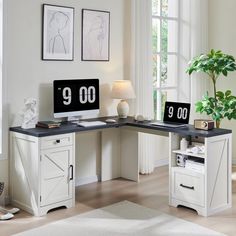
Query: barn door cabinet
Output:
[[10, 132, 75, 216], [169, 132, 232, 216]]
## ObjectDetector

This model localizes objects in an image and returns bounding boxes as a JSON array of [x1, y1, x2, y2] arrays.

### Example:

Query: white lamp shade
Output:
[[111, 80, 136, 99]]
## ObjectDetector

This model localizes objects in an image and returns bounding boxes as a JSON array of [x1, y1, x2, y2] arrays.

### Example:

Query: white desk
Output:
[[10, 117, 232, 216]]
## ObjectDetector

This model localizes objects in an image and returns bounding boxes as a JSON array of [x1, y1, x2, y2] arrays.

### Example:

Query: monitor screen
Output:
[[163, 101, 190, 124], [53, 79, 99, 118]]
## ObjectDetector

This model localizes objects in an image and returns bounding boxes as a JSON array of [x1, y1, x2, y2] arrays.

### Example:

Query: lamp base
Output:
[[117, 100, 129, 118]]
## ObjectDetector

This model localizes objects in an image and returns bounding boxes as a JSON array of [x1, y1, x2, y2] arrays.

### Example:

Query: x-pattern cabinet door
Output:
[[40, 146, 73, 207]]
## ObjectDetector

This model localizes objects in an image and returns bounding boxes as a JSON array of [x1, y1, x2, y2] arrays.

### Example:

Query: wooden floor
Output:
[[1, 166, 236, 236]]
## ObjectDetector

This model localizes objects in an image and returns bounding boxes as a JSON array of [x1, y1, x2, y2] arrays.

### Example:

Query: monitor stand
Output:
[[67, 116, 81, 122]]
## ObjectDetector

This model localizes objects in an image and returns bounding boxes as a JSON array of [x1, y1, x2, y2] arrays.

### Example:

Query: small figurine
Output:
[[21, 98, 38, 129]]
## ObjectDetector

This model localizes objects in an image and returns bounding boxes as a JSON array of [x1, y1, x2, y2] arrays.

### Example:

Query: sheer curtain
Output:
[[189, 0, 210, 120], [179, 0, 209, 121], [130, 0, 155, 174], [129, 0, 209, 174]]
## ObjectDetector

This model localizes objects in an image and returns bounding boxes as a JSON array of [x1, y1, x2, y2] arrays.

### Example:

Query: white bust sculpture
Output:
[[21, 98, 38, 129]]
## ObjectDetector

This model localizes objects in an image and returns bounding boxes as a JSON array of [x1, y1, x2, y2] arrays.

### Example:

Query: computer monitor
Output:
[[53, 79, 99, 119], [163, 101, 191, 124]]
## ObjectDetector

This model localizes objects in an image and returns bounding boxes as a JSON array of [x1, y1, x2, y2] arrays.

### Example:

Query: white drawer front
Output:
[[172, 169, 205, 207], [40, 134, 73, 149]]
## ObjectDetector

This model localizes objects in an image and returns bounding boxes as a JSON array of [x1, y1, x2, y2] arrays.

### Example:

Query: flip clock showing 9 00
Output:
[[163, 102, 191, 123], [53, 79, 99, 113]]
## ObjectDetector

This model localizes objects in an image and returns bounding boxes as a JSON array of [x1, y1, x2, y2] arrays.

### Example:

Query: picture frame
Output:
[[42, 4, 74, 61], [82, 9, 110, 61]]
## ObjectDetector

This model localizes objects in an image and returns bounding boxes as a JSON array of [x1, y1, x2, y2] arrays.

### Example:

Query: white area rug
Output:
[[15, 201, 225, 236]]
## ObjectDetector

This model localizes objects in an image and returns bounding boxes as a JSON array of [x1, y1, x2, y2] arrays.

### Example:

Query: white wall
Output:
[[0, 0, 126, 198], [6, 0, 124, 123], [209, 0, 236, 161]]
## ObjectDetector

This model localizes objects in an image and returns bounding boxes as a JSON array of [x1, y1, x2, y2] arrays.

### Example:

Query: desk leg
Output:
[[120, 129, 139, 182], [169, 132, 180, 205], [101, 128, 121, 181]]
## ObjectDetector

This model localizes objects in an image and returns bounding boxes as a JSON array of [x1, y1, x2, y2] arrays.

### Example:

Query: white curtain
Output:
[[129, 0, 209, 174], [189, 0, 210, 120], [130, 0, 155, 174], [178, 0, 209, 121]]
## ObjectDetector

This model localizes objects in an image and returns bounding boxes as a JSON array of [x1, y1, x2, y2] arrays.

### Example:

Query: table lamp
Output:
[[111, 80, 136, 118]]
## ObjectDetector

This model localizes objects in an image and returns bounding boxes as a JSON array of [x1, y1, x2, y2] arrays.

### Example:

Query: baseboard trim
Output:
[[154, 158, 168, 167], [75, 175, 100, 187]]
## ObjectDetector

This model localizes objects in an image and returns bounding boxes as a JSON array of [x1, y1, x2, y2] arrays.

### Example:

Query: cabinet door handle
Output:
[[56, 140, 60, 144], [180, 184, 194, 190], [69, 165, 73, 181]]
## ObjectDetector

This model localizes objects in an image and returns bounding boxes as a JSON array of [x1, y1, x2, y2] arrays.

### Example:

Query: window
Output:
[[152, 0, 179, 120]]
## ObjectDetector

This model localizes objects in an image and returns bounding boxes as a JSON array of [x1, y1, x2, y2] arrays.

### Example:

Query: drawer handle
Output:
[[55, 140, 61, 144], [180, 184, 194, 190], [69, 165, 74, 181]]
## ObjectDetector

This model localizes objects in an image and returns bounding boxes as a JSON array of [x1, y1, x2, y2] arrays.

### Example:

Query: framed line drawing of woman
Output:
[[42, 4, 74, 61], [82, 9, 110, 61]]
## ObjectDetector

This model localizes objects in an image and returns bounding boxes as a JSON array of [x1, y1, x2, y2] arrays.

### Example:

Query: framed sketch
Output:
[[42, 4, 74, 61], [82, 9, 110, 61]]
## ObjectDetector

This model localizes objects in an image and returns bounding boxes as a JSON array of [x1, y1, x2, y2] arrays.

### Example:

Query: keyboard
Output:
[[77, 121, 107, 127], [150, 121, 187, 128]]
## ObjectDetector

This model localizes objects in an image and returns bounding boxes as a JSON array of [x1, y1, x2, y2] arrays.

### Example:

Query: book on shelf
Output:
[[36, 121, 61, 129]]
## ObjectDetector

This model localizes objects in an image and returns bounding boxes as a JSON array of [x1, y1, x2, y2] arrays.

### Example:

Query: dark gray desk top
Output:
[[10, 116, 232, 138]]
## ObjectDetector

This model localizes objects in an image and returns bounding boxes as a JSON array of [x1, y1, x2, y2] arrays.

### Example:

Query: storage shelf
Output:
[[171, 166, 205, 176], [173, 149, 205, 159]]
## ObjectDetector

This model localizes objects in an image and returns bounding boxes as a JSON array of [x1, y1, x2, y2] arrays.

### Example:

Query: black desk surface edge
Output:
[[9, 116, 232, 138]]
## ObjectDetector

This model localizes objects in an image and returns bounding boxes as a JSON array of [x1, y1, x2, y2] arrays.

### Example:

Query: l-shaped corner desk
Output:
[[10, 116, 232, 217]]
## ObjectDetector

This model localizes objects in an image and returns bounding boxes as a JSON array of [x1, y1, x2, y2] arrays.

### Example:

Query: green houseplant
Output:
[[186, 49, 236, 128]]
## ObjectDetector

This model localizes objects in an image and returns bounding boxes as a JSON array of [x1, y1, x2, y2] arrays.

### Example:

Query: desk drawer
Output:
[[171, 168, 205, 207], [40, 134, 73, 149]]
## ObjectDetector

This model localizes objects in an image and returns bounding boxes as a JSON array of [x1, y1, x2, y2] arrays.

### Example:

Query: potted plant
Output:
[[186, 49, 236, 128]]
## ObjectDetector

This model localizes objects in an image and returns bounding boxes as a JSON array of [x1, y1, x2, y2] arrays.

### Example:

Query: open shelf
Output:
[[172, 149, 205, 159], [171, 166, 205, 176]]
